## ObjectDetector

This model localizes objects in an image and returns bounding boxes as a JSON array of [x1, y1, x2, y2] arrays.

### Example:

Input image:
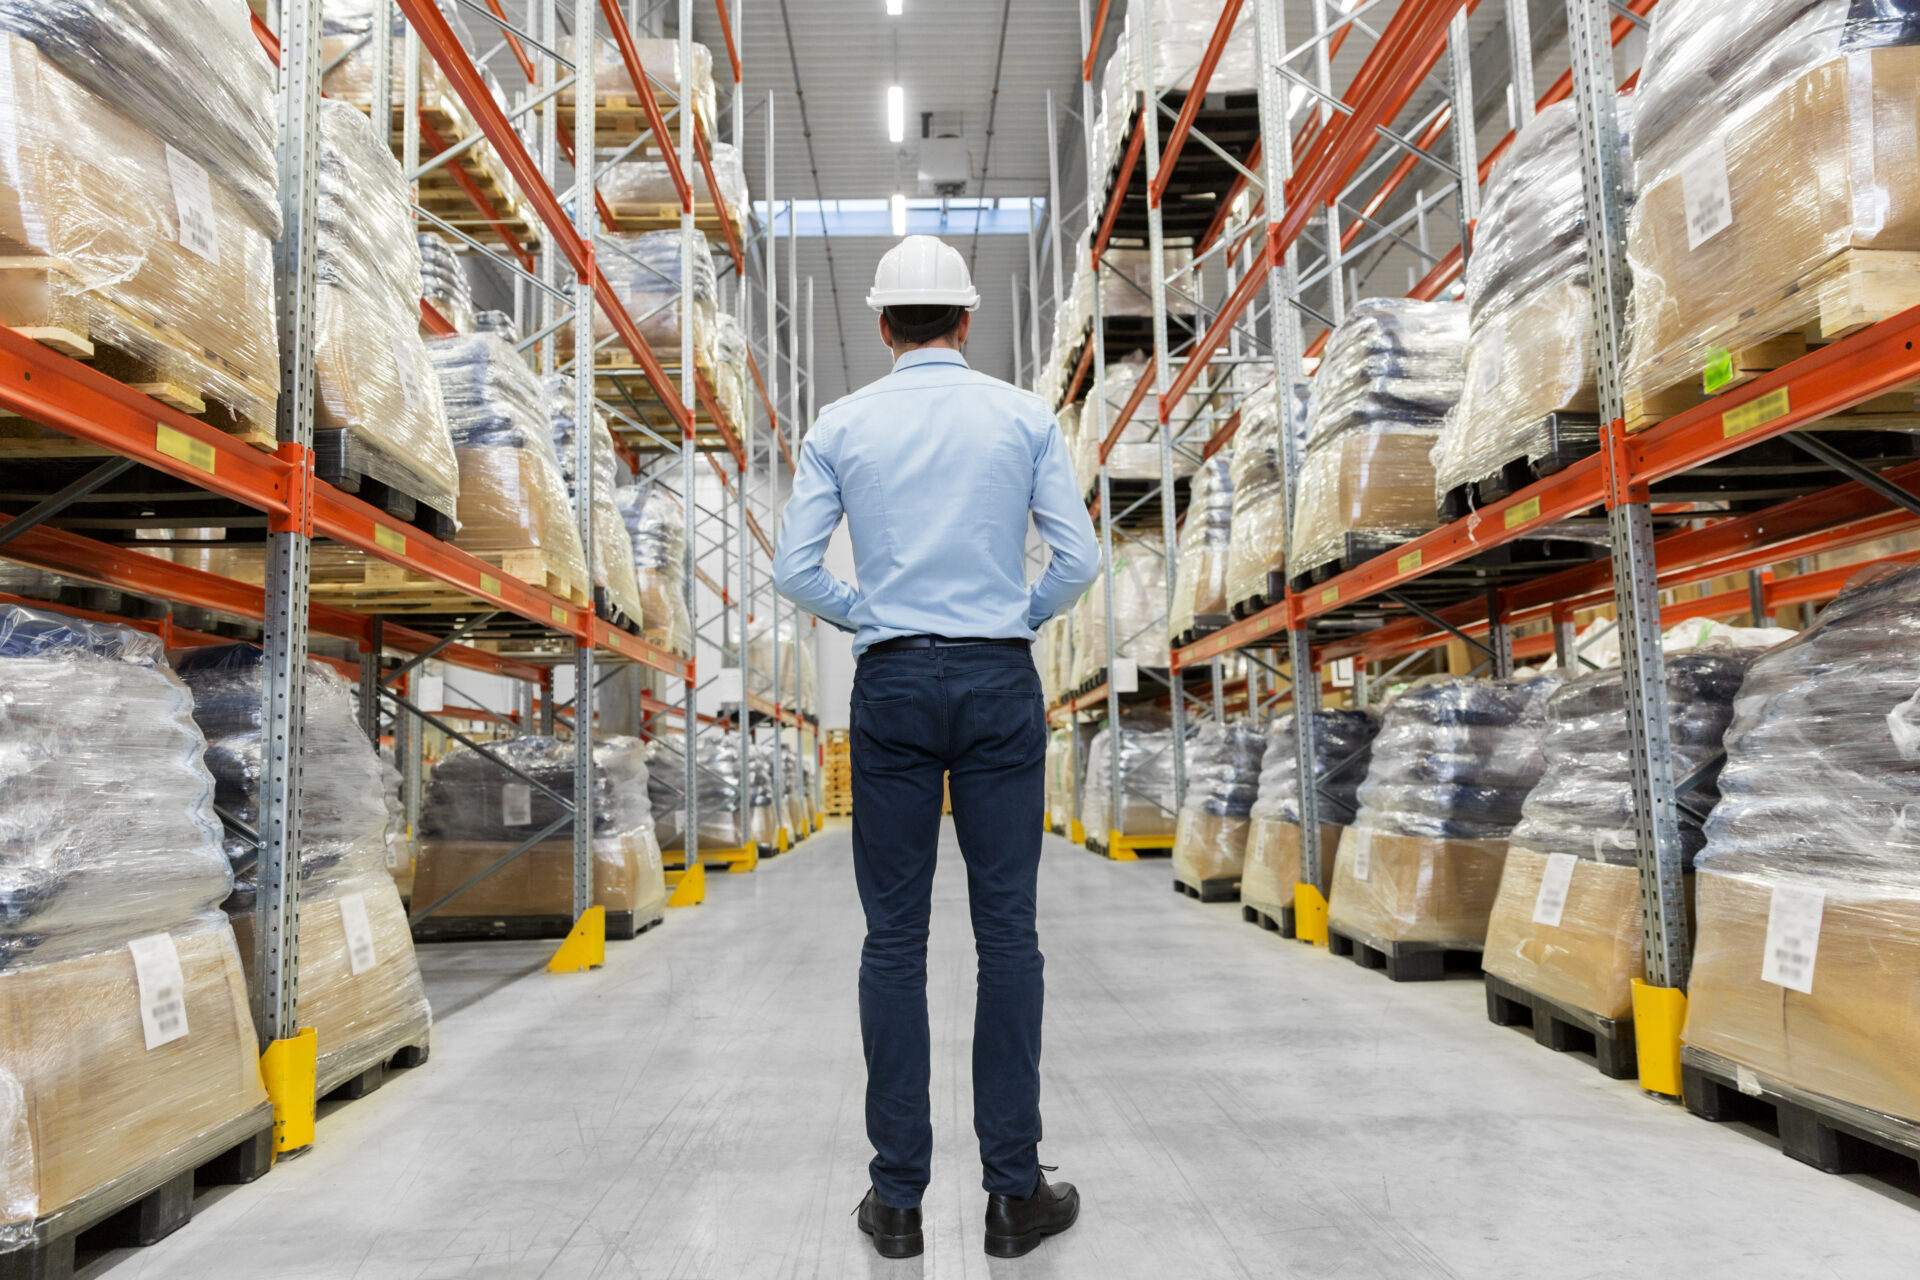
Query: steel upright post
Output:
[[1011, 276, 1026, 388], [569, 0, 597, 920], [682, 0, 701, 871], [1506, 0, 1536, 128], [1027, 211, 1044, 380], [1046, 89, 1065, 317], [538, 0, 560, 373], [261, 0, 323, 1047], [1564, 0, 1690, 1001], [1447, 9, 1480, 264], [1486, 588, 1514, 679], [358, 617, 384, 741], [370, 0, 393, 122]]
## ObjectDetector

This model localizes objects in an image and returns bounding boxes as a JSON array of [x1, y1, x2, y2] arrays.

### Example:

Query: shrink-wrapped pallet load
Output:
[[1086, 353, 1204, 483], [601, 140, 748, 218], [1683, 563, 1920, 1122], [1221, 382, 1307, 614], [1070, 529, 1169, 689], [1623, 0, 1920, 426], [1327, 675, 1557, 951], [0, 4, 279, 436], [617, 483, 692, 656], [710, 311, 750, 430], [567, 32, 717, 135], [0, 606, 270, 1238], [1080, 711, 1179, 844], [1241, 710, 1381, 920], [1101, 245, 1196, 319], [598, 229, 717, 373], [418, 233, 476, 334], [1171, 722, 1268, 895], [1168, 452, 1234, 643], [314, 99, 461, 523], [414, 735, 667, 938], [427, 332, 590, 600], [1290, 300, 1465, 583], [174, 645, 433, 1092], [544, 374, 646, 628], [378, 743, 416, 898]]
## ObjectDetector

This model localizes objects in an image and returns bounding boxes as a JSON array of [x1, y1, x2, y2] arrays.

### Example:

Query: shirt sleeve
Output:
[[772, 432, 861, 632], [1026, 419, 1102, 629]]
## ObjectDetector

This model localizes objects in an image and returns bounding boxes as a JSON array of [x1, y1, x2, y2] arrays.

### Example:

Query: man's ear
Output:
[[955, 312, 972, 347], [878, 313, 894, 353]]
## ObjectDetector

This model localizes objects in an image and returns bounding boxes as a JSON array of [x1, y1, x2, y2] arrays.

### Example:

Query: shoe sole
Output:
[[983, 1201, 1080, 1258], [859, 1219, 925, 1259]]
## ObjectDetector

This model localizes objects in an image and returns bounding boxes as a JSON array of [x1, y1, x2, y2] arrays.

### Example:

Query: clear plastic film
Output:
[[648, 731, 758, 850], [601, 139, 748, 217], [377, 743, 415, 890], [1089, 351, 1203, 482], [616, 482, 692, 656], [710, 310, 750, 430], [1241, 709, 1381, 912], [1169, 450, 1234, 642], [315, 99, 461, 517], [418, 233, 476, 334], [1079, 709, 1179, 839], [1071, 528, 1168, 688], [544, 374, 646, 626], [1045, 725, 1090, 825], [596, 229, 717, 371], [1142, 0, 1259, 91], [1289, 426, 1444, 580], [1171, 722, 1267, 885], [416, 734, 667, 922], [567, 32, 716, 135], [1222, 381, 1307, 610], [1102, 245, 1196, 318], [0, 31, 279, 435], [427, 333, 590, 592], [1623, 0, 1920, 424], [172, 645, 432, 1086]]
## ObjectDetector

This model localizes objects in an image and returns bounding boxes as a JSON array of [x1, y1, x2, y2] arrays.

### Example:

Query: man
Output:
[[772, 235, 1100, 1260]]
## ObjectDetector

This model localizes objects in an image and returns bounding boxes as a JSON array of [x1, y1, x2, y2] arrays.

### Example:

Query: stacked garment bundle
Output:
[[1078, 352, 1205, 484], [173, 644, 432, 1093], [1483, 626, 1783, 1024], [710, 312, 750, 430], [313, 99, 461, 525], [1080, 709, 1180, 845], [1037, 615, 1072, 706], [0, 606, 268, 1236], [597, 229, 717, 373], [1328, 674, 1558, 952], [1684, 562, 1920, 1122], [1169, 451, 1235, 643], [600, 140, 748, 218], [427, 332, 590, 599], [1171, 722, 1270, 895], [418, 233, 476, 334], [1241, 709, 1382, 921], [1623, 0, 1920, 426], [0, 0, 280, 436], [414, 735, 668, 939], [1069, 529, 1167, 689], [1289, 300, 1466, 585], [616, 483, 692, 656], [1430, 96, 1634, 505], [544, 374, 646, 629], [1221, 382, 1309, 615]]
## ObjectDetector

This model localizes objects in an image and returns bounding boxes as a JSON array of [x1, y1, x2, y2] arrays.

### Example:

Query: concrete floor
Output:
[[102, 823, 1920, 1279]]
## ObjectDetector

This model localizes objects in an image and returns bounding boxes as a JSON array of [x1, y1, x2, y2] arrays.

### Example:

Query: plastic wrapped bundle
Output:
[[570, 33, 717, 134], [314, 100, 461, 519], [1241, 710, 1381, 915], [1070, 529, 1167, 687], [1143, 0, 1259, 91], [1169, 452, 1234, 642], [1171, 722, 1268, 889], [0, 31, 279, 435], [1102, 245, 1196, 318], [1088, 353, 1204, 482], [1079, 712, 1179, 841], [1045, 726, 1087, 830], [377, 743, 414, 894], [1622, 0, 1920, 426], [597, 230, 717, 370], [544, 374, 646, 627], [415, 735, 667, 930], [711, 311, 750, 429], [1328, 675, 1558, 948], [1681, 562, 1920, 1121], [601, 139, 748, 217], [172, 644, 432, 1088], [1431, 98, 1634, 501], [1223, 382, 1308, 611], [428, 333, 589, 594], [649, 733, 757, 851], [1291, 300, 1464, 580], [616, 483, 692, 656], [418, 233, 476, 334]]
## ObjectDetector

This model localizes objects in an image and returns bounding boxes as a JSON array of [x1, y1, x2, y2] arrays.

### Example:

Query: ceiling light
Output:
[[891, 193, 907, 236], [887, 86, 905, 143], [886, 0, 903, 13]]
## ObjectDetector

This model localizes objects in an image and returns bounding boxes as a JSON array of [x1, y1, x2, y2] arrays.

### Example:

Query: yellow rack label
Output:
[[1253, 617, 1270, 634], [155, 422, 215, 475], [551, 605, 568, 625], [1504, 495, 1542, 529], [1397, 549, 1423, 574], [1320, 586, 1339, 605], [373, 525, 407, 554], [480, 572, 501, 597], [1722, 387, 1790, 438]]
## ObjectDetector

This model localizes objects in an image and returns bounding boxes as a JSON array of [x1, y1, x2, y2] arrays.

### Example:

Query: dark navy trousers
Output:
[[848, 642, 1047, 1209]]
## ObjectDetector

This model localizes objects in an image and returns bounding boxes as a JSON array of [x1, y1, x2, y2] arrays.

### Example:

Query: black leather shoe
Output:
[[856, 1187, 924, 1259], [984, 1171, 1079, 1258]]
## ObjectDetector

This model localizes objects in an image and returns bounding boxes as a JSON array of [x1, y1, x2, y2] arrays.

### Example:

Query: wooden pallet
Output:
[[604, 199, 736, 240], [390, 98, 540, 251], [1172, 874, 1240, 904], [1327, 923, 1482, 983], [411, 910, 655, 944], [1242, 902, 1297, 938], [1438, 412, 1603, 522], [1483, 973, 1637, 1080], [558, 91, 714, 151], [321, 1038, 432, 1107], [309, 546, 590, 610]]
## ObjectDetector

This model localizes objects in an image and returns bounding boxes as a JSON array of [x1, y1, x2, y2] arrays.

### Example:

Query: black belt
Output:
[[865, 635, 1031, 655]]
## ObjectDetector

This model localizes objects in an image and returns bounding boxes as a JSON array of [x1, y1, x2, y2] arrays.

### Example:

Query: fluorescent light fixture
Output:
[[886, 0, 903, 13], [890, 193, 907, 236], [887, 86, 905, 143]]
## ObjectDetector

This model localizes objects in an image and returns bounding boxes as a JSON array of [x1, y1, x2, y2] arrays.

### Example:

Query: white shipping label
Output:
[[1111, 657, 1139, 694], [501, 782, 533, 827], [1681, 135, 1734, 250], [337, 892, 378, 975], [390, 337, 422, 411], [165, 144, 220, 263], [1531, 852, 1579, 927], [1760, 883, 1825, 994], [127, 933, 189, 1050], [1352, 837, 1371, 883], [414, 671, 445, 712]]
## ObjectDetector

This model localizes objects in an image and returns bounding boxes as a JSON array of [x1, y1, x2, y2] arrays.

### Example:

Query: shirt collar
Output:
[[892, 348, 970, 373]]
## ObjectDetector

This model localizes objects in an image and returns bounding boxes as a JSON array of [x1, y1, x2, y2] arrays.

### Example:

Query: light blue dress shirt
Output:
[[772, 348, 1101, 655]]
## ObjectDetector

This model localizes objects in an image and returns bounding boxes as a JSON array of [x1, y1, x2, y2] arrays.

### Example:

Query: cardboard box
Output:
[[0, 921, 268, 1228], [453, 446, 587, 576], [1172, 810, 1250, 885], [413, 833, 655, 918], [1291, 429, 1440, 574], [1684, 869, 1920, 1124], [1241, 818, 1345, 912], [1327, 826, 1510, 947]]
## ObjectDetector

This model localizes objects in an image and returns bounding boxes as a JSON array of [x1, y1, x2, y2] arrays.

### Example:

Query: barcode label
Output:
[[127, 933, 189, 1050], [165, 145, 220, 263], [337, 892, 378, 975], [1760, 883, 1824, 994], [1110, 657, 1138, 694], [1681, 135, 1734, 250], [502, 782, 533, 826], [1352, 837, 1370, 882], [391, 336, 422, 411], [1532, 853, 1578, 927]]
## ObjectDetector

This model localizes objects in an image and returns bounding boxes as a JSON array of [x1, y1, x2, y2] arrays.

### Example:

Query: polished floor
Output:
[[109, 822, 1920, 1279]]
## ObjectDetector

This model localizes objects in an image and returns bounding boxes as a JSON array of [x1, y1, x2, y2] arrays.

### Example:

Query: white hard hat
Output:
[[865, 235, 980, 311]]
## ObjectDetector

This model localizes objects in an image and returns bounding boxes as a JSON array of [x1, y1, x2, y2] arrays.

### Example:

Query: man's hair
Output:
[[882, 303, 965, 346]]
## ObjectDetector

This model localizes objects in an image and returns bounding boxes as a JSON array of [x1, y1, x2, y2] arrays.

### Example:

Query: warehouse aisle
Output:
[[110, 826, 1920, 1280]]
